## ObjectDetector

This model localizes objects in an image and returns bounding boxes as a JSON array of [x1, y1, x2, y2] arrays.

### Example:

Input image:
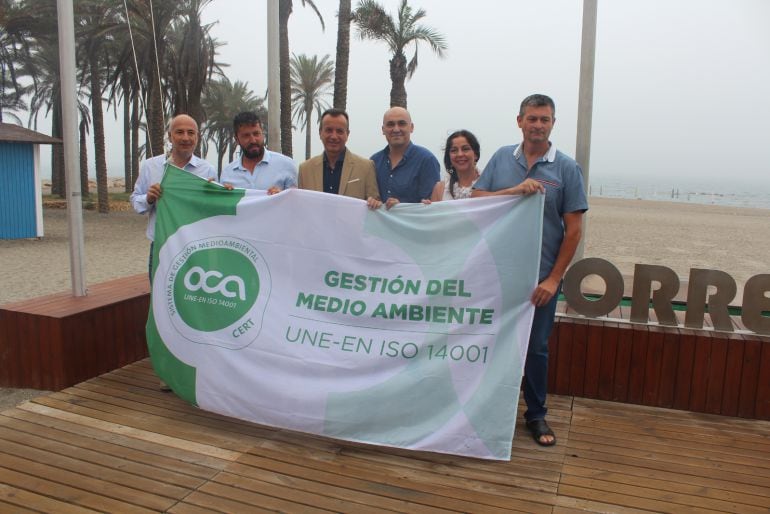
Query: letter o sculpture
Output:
[[563, 258, 625, 317]]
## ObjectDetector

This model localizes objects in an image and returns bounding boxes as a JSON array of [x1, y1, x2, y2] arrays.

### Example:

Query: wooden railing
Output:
[[549, 307, 770, 420]]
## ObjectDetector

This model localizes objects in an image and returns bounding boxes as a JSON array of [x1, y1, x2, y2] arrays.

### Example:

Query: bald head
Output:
[[168, 114, 199, 163], [169, 114, 198, 133], [382, 106, 411, 124], [382, 107, 414, 149]]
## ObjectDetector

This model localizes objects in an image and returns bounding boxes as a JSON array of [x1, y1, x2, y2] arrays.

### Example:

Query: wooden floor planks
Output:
[[1, 359, 769, 513]]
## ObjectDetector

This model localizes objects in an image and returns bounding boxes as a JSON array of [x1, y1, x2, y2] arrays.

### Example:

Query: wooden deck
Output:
[[1, 359, 769, 513]]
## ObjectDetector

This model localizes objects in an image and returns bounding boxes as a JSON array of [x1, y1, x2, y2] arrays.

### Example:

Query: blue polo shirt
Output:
[[370, 142, 440, 203], [474, 143, 588, 280], [220, 150, 297, 190]]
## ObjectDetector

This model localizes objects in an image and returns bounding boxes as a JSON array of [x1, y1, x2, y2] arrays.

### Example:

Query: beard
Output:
[[242, 144, 264, 160]]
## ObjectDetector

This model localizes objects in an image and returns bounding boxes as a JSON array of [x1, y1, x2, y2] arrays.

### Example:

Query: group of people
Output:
[[130, 93, 588, 448]]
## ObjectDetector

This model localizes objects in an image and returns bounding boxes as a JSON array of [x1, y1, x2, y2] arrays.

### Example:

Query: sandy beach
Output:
[[1, 196, 769, 408], [2, 196, 768, 306]]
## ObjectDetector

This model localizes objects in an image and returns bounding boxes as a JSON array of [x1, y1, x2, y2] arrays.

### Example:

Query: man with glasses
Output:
[[221, 111, 297, 192], [370, 107, 440, 209]]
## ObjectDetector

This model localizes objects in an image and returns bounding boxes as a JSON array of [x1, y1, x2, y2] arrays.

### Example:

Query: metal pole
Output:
[[575, 0, 598, 260], [57, 0, 86, 296], [267, 0, 281, 152]]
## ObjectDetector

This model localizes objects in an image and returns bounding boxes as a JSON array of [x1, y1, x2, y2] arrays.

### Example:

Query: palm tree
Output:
[[333, 0, 352, 110], [353, 0, 447, 108], [78, 0, 122, 213], [15, 1, 66, 196], [201, 77, 265, 174], [106, 60, 142, 192], [279, 0, 324, 157], [0, 82, 28, 124], [0, 0, 33, 123], [290, 53, 334, 160], [119, 0, 184, 157], [165, 0, 222, 136]]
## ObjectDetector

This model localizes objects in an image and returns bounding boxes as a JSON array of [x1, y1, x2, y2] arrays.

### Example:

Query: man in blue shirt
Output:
[[220, 111, 297, 192], [473, 94, 588, 446], [370, 107, 440, 209]]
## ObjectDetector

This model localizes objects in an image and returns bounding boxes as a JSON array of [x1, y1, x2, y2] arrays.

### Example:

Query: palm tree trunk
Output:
[[389, 53, 408, 108], [90, 54, 109, 213], [131, 96, 140, 187], [305, 102, 312, 160], [228, 140, 236, 162], [279, 0, 293, 157], [217, 149, 224, 176], [79, 118, 89, 198], [333, 0, 351, 110], [148, 72, 165, 157], [51, 98, 65, 198], [123, 79, 131, 193]]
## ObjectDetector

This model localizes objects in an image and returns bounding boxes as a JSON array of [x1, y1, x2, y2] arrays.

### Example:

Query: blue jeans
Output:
[[523, 288, 560, 422]]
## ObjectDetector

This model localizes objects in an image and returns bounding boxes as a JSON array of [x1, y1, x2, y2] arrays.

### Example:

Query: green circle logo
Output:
[[173, 248, 259, 331], [162, 236, 271, 350]]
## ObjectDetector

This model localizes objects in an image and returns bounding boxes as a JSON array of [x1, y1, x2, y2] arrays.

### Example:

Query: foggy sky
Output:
[[204, 0, 770, 190], [38, 0, 770, 192]]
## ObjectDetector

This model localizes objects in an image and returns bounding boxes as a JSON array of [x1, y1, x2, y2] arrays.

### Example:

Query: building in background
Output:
[[0, 123, 61, 239]]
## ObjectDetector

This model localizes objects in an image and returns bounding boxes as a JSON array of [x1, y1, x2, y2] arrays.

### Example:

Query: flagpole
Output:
[[267, 0, 281, 152], [57, 0, 86, 296], [575, 0, 598, 260]]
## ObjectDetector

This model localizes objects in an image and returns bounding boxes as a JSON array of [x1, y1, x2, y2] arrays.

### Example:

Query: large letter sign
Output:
[[147, 165, 544, 460]]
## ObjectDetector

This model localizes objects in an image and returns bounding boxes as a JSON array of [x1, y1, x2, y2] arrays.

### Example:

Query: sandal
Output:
[[526, 418, 556, 446]]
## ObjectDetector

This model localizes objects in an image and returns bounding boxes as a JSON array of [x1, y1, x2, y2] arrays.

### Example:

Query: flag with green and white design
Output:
[[148, 164, 543, 460]]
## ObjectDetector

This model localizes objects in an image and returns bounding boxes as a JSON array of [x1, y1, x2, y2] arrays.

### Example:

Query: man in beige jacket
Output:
[[298, 108, 380, 204]]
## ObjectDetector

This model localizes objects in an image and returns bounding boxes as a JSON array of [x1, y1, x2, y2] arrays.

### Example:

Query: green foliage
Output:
[[290, 53, 334, 159]]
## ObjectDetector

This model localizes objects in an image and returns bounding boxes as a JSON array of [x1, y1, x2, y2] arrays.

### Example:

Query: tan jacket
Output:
[[298, 150, 380, 200]]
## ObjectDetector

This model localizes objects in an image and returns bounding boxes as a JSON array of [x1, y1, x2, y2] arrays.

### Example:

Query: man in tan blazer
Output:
[[298, 108, 381, 205]]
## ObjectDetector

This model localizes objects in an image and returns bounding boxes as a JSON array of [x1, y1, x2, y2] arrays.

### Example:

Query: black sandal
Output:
[[526, 418, 556, 446]]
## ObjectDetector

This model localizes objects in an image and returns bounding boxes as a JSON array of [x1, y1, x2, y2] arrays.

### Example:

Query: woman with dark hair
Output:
[[432, 130, 481, 201]]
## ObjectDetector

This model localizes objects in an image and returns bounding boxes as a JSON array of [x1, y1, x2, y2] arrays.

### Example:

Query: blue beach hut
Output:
[[0, 123, 61, 239]]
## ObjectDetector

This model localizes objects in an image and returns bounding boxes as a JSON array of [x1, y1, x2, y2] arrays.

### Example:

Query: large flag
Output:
[[148, 165, 544, 460]]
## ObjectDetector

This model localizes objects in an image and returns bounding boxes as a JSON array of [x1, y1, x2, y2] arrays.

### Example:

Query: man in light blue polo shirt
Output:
[[370, 106, 440, 209], [473, 94, 588, 447], [220, 111, 297, 193]]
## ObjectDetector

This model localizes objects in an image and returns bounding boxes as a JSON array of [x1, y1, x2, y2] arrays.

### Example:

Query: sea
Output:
[[588, 176, 770, 210], [50, 174, 770, 211]]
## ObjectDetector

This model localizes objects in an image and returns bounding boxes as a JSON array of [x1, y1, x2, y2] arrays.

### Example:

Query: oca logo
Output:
[[183, 266, 246, 301], [166, 237, 271, 349]]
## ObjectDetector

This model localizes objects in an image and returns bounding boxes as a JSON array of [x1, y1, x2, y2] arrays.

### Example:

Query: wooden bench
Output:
[[0, 274, 150, 390]]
